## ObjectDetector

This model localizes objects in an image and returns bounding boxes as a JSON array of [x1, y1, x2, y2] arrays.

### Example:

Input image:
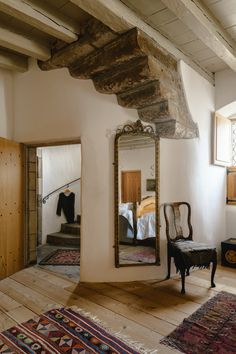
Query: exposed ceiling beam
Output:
[[0, 0, 78, 43], [0, 49, 28, 72], [0, 27, 50, 60], [70, 0, 214, 84], [161, 0, 236, 72]]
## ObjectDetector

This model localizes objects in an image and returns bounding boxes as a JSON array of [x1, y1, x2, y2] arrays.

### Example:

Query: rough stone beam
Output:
[[162, 0, 236, 72], [0, 0, 78, 43], [139, 100, 178, 122], [0, 26, 50, 60], [117, 81, 161, 109], [69, 29, 145, 79], [39, 18, 117, 70], [69, 28, 177, 79], [91, 56, 159, 94], [0, 49, 28, 72], [39, 22, 198, 139], [70, 0, 214, 84]]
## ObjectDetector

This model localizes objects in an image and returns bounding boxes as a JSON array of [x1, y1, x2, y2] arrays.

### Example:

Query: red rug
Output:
[[39, 249, 80, 265], [119, 246, 156, 264], [161, 291, 236, 353], [0, 307, 140, 353]]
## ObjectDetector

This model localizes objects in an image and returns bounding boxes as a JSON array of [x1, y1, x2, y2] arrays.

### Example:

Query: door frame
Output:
[[24, 138, 81, 266]]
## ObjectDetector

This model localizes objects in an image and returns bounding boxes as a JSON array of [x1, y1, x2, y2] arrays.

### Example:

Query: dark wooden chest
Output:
[[221, 238, 236, 268]]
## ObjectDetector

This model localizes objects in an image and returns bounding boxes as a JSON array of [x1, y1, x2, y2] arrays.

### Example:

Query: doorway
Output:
[[25, 141, 81, 280], [121, 170, 141, 203]]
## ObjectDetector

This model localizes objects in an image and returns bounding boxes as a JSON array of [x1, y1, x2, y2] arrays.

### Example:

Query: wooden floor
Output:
[[0, 265, 235, 353]]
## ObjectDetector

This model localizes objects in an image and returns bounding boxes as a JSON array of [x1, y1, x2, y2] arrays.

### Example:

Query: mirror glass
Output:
[[115, 121, 159, 267]]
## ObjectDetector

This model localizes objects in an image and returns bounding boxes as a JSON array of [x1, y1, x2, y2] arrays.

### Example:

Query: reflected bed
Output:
[[119, 197, 156, 241]]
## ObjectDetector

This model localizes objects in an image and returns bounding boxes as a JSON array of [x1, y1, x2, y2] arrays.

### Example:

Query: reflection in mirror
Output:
[[114, 120, 160, 267]]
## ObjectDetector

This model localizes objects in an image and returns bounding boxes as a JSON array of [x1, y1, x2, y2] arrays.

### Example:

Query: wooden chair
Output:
[[163, 202, 217, 294]]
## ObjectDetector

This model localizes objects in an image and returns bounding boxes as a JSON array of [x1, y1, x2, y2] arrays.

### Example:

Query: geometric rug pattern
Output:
[[39, 249, 80, 266], [161, 291, 236, 354], [0, 308, 139, 353]]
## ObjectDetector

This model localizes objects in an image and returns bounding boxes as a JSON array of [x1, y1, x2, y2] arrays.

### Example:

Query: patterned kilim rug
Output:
[[119, 246, 156, 264], [39, 249, 80, 265], [0, 307, 143, 353], [161, 291, 236, 353]]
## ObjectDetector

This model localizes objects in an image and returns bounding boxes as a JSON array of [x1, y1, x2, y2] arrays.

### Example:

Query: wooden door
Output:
[[0, 137, 24, 279], [121, 170, 141, 203]]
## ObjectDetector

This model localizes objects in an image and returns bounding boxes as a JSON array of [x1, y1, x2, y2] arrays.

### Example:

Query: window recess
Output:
[[227, 167, 236, 205], [227, 120, 236, 204]]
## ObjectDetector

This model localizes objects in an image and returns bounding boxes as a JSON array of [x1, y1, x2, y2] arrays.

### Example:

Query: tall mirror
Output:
[[114, 120, 160, 267]]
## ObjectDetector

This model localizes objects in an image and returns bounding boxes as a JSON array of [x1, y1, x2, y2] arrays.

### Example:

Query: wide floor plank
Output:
[[0, 265, 233, 353]]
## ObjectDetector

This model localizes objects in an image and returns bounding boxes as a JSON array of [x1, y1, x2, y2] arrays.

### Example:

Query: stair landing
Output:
[[47, 220, 80, 247], [47, 232, 80, 246]]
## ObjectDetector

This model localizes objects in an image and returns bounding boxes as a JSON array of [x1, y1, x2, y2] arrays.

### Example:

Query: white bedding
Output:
[[119, 202, 155, 240], [137, 212, 156, 240], [119, 209, 133, 228]]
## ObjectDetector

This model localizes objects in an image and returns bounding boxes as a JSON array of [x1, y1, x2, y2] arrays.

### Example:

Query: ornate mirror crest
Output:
[[114, 120, 160, 267]]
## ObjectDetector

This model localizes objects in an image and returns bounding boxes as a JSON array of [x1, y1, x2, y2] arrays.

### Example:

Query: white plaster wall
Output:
[[119, 147, 155, 199], [13, 59, 225, 282], [215, 69, 236, 240], [160, 62, 226, 266], [215, 69, 236, 111], [40, 144, 81, 244], [0, 69, 14, 139], [226, 206, 236, 238]]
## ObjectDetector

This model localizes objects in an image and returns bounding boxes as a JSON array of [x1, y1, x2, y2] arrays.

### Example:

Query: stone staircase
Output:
[[47, 215, 80, 247]]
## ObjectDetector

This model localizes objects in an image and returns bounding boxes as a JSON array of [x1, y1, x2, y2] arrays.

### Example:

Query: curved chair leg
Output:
[[166, 250, 171, 279], [180, 268, 186, 294], [186, 267, 190, 276], [211, 252, 217, 288]]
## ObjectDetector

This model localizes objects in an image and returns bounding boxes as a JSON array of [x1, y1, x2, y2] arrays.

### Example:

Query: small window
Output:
[[214, 113, 236, 204], [232, 120, 236, 166], [227, 121, 236, 204], [227, 168, 236, 204], [214, 112, 232, 167]]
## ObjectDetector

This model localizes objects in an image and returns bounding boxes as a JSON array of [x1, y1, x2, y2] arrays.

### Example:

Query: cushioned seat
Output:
[[164, 202, 217, 294]]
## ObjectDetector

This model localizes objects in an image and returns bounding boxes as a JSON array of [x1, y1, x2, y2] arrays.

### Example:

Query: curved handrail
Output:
[[42, 177, 81, 204]]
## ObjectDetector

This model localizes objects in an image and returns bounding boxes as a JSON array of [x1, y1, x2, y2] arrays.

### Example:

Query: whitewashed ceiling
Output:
[[121, 0, 236, 74]]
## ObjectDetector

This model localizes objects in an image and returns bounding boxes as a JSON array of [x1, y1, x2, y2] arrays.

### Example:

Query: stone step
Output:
[[47, 232, 80, 246], [61, 222, 80, 235]]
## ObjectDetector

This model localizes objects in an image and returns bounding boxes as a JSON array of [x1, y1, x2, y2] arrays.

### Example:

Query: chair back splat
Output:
[[164, 202, 193, 241], [163, 202, 217, 294]]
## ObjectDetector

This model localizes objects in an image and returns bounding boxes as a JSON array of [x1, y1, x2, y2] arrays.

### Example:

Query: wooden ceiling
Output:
[[0, 0, 90, 71], [121, 0, 236, 75], [0, 0, 235, 85]]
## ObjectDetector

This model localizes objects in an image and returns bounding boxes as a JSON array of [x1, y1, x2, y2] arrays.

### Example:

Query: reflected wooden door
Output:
[[121, 170, 141, 203], [0, 137, 24, 279]]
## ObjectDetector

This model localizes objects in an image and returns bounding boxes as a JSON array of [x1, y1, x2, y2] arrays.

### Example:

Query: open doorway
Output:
[[26, 142, 81, 280]]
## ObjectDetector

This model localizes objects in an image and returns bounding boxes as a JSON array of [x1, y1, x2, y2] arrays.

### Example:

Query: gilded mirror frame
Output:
[[114, 120, 160, 267]]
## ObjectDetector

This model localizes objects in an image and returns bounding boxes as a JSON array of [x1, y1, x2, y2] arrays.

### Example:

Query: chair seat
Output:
[[170, 240, 217, 271]]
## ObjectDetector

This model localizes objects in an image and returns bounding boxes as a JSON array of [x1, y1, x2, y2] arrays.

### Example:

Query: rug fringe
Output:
[[160, 338, 181, 352], [70, 306, 158, 354]]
